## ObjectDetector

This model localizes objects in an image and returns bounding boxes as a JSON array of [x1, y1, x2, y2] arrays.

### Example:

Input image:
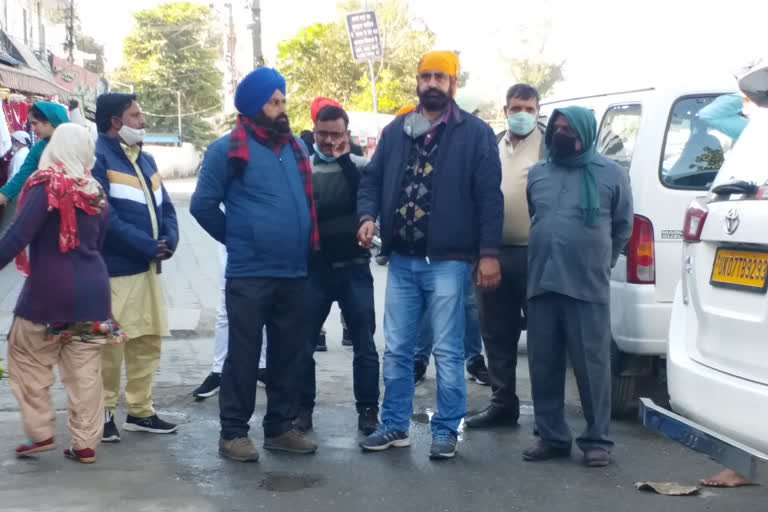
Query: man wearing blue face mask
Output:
[[465, 84, 545, 429]]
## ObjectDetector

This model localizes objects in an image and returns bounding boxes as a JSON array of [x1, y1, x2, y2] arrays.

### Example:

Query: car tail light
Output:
[[627, 215, 655, 284], [682, 199, 709, 242]]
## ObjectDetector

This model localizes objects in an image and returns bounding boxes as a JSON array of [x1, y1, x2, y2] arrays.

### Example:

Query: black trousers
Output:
[[219, 277, 307, 439], [476, 246, 527, 416]]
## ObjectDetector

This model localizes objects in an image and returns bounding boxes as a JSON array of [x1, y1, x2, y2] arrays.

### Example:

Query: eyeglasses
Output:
[[315, 130, 347, 141]]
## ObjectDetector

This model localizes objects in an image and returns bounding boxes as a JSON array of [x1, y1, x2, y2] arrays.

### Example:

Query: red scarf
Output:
[[15, 164, 104, 276], [228, 116, 319, 250]]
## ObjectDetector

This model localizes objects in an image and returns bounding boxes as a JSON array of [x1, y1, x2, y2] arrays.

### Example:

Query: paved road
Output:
[[0, 184, 764, 511]]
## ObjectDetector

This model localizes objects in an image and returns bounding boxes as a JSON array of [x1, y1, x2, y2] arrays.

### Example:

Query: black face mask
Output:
[[551, 131, 580, 158]]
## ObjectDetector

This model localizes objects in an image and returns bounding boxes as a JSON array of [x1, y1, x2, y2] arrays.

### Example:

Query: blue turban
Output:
[[234, 67, 287, 116]]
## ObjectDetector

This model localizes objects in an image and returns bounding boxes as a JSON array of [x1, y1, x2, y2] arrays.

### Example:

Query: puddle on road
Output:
[[260, 472, 323, 492]]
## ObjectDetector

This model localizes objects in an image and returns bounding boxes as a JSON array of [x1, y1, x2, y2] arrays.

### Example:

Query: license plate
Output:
[[710, 248, 768, 293]]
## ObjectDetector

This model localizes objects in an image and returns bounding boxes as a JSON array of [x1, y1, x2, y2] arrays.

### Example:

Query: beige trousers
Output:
[[7, 317, 104, 451], [102, 335, 162, 418]]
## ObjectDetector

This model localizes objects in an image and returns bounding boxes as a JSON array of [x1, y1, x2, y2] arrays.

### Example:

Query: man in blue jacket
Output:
[[357, 51, 504, 460], [190, 67, 319, 462], [92, 93, 179, 442]]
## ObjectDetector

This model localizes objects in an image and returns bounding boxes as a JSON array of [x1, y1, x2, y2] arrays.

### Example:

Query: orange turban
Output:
[[395, 104, 416, 116], [417, 51, 459, 78], [310, 96, 343, 124]]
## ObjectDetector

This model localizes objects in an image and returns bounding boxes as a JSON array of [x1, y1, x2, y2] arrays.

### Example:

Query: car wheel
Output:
[[610, 340, 638, 419]]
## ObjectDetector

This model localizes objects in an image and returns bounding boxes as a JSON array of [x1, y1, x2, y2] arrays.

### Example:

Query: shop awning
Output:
[[0, 62, 70, 97]]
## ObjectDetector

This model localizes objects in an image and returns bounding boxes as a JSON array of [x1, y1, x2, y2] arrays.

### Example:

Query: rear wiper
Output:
[[711, 179, 759, 196]]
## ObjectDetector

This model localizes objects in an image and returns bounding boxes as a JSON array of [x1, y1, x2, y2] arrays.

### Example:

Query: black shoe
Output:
[[315, 331, 327, 352], [193, 372, 221, 399], [522, 440, 571, 461], [102, 411, 121, 443], [464, 405, 519, 429], [414, 358, 427, 385], [123, 414, 178, 434], [358, 407, 380, 435], [341, 329, 353, 347], [257, 368, 267, 388], [466, 355, 490, 386], [294, 408, 313, 433]]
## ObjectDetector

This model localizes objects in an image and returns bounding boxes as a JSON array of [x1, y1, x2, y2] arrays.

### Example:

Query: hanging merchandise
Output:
[[0, 100, 11, 157]]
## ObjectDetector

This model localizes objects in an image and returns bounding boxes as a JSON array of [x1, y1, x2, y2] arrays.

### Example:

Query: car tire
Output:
[[610, 340, 638, 419]]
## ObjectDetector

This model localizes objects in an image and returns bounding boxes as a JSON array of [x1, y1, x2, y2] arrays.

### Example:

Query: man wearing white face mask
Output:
[[92, 93, 180, 442], [465, 84, 545, 429]]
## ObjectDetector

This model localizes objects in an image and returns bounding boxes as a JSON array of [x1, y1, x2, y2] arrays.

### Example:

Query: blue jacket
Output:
[[92, 134, 179, 277], [358, 103, 504, 261], [190, 133, 312, 279]]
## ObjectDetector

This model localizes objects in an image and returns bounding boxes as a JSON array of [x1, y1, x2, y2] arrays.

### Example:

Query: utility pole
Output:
[[249, 0, 264, 68], [225, 2, 237, 99], [363, 0, 378, 114], [65, 0, 75, 62]]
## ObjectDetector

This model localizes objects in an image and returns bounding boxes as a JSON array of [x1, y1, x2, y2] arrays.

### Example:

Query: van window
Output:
[[660, 96, 737, 190], [597, 104, 641, 171]]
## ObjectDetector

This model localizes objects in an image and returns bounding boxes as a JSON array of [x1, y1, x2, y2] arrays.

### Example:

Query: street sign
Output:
[[345, 10, 382, 63]]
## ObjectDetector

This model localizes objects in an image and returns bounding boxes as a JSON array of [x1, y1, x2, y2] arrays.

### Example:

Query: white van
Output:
[[540, 80, 739, 415]]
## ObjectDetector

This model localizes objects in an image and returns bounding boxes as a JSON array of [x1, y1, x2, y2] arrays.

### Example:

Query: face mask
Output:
[[313, 143, 336, 162], [551, 131, 580, 158], [118, 125, 146, 146], [507, 112, 537, 136], [403, 112, 432, 139]]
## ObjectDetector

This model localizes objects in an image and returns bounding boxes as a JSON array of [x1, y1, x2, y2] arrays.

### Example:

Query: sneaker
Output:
[[414, 358, 427, 386], [102, 411, 121, 443], [264, 429, 317, 454], [430, 430, 458, 460], [341, 329, 353, 347], [359, 423, 410, 451], [466, 355, 490, 386], [123, 414, 178, 434], [64, 447, 96, 464], [358, 407, 380, 435], [315, 330, 328, 352], [193, 372, 221, 399], [16, 438, 56, 457], [219, 436, 260, 462], [294, 408, 313, 433], [257, 368, 267, 388]]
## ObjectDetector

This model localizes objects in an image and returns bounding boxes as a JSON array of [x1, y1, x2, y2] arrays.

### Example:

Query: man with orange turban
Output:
[[357, 51, 503, 460]]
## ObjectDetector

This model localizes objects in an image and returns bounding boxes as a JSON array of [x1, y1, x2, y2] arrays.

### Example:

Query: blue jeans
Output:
[[415, 272, 482, 366], [382, 254, 470, 434]]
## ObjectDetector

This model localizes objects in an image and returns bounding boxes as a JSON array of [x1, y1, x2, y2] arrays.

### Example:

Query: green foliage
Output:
[[75, 34, 105, 74], [507, 59, 565, 100], [277, 0, 434, 132], [115, 2, 223, 149]]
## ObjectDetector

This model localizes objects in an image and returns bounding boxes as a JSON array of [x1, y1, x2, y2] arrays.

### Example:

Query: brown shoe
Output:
[[219, 437, 260, 462], [583, 449, 611, 467], [264, 429, 318, 454], [522, 440, 571, 461]]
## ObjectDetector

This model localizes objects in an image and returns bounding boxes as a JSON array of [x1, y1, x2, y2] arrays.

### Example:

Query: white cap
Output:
[[11, 131, 30, 145]]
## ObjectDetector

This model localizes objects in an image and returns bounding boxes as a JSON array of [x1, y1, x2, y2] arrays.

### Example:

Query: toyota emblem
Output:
[[725, 208, 740, 235]]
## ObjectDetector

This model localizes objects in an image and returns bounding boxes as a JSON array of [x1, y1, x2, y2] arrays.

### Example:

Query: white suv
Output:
[[642, 65, 768, 482]]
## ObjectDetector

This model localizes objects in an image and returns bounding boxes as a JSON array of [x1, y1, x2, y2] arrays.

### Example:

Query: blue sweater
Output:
[[190, 133, 312, 279], [91, 134, 179, 277], [358, 103, 504, 262]]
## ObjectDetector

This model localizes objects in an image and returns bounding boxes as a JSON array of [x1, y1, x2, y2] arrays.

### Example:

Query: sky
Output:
[[78, 0, 765, 106]]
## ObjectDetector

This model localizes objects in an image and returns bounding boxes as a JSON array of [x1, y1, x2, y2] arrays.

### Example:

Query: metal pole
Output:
[[368, 60, 378, 114], [251, 0, 264, 67], [176, 90, 182, 146]]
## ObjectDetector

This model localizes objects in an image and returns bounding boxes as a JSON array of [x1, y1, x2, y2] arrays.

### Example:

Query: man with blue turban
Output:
[[191, 67, 320, 462]]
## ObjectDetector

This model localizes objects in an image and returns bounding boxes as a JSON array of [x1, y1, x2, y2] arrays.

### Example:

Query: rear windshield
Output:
[[711, 107, 768, 198], [660, 95, 739, 190]]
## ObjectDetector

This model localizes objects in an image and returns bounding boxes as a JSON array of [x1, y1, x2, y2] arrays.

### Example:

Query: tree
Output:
[[114, 2, 223, 149], [507, 59, 565, 99], [277, 0, 434, 131], [75, 34, 105, 74]]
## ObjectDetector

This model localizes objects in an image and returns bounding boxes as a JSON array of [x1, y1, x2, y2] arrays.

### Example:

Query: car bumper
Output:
[[639, 398, 768, 484], [610, 281, 669, 355], [666, 287, 768, 456]]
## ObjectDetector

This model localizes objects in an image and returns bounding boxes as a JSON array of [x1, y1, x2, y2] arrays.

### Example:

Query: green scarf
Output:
[[545, 106, 600, 225]]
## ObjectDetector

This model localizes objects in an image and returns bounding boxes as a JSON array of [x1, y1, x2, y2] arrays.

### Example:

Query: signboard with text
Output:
[[345, 10, 382, 63]]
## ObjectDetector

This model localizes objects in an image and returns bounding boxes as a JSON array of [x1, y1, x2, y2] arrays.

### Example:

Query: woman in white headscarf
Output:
[[8, 131, 31, 179], [0, 124, 123, 465]]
